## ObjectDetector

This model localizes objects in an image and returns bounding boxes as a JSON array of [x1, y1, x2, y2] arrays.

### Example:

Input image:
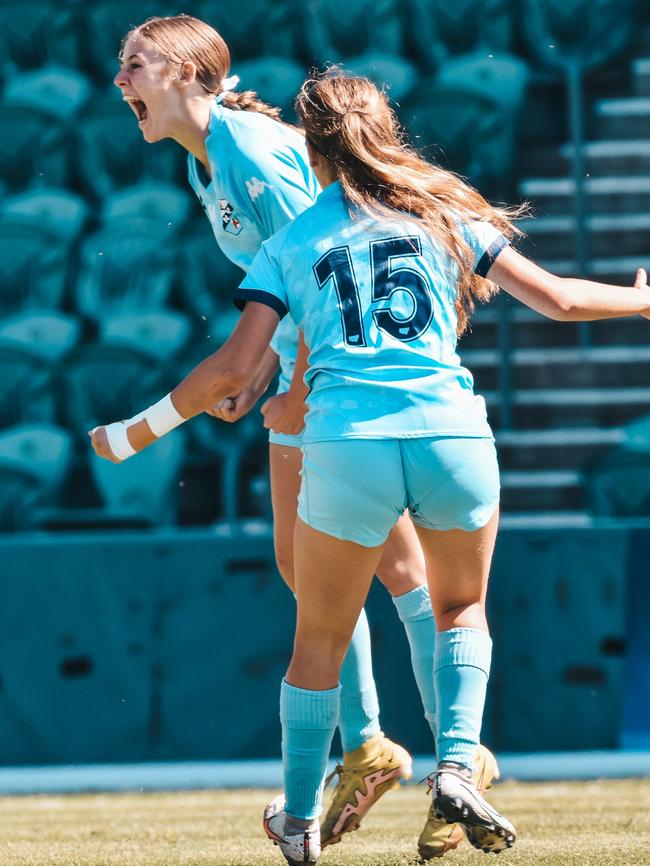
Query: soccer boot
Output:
[[263, 795, 321, 865], [418, 744, 500, 859], [430, 762, 516, 854], [320, 732, 413, 847]]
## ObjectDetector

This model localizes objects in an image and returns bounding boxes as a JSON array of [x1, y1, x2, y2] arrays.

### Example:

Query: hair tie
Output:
[[216, 74, 239, 102]]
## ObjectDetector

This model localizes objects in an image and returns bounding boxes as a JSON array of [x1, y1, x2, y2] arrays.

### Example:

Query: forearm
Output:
[[554, 278, 650, 321], [287, 331, 310, 399], [247, 346, 280, 399]]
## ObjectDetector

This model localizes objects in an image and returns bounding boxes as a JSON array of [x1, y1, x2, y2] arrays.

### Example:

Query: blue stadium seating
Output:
[[178, 220, 244, 321], [0, 216, 70, 313], [74, 90, 181, 198], [101, 181, 192, 232], [4, 65, 91, 119], [90, 429, 186, 526], [1, 187, 88, 243], [75, 219, 178, 319], [405, 0, 514, 71], [0, 104, 68, 190], [0, 425, 72, 530]]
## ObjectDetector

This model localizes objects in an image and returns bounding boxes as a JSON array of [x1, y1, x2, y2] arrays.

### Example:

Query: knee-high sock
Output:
[[434, 628, 492, 771], [392, 584, 437, 742], [338, 608, 381, 753], [281, 680, 340, 820]]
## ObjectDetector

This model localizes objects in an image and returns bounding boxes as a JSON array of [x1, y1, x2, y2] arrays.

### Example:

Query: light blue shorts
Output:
[[268, 428, 303, 448], [297, 437, 500, 547]]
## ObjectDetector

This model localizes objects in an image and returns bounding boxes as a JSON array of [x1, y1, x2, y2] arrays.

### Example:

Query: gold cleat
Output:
[[418, 744, 500, 859], [320, 733, 413, 847]]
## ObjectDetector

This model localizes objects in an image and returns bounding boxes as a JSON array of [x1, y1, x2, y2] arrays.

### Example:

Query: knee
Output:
[[376, 552, 426, 596], [274, 542, 295, 592]]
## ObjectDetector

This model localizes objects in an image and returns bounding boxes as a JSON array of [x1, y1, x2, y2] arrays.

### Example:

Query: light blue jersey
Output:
[[187, 99, 320, 390], [236, 181, 509, 444]]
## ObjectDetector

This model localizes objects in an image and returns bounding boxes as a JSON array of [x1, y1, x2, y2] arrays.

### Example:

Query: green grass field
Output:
[[0, 779, 648, 866]]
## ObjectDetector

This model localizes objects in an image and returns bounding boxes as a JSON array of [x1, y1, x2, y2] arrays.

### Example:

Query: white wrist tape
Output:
[[142, 393, 185, 437], [104, 421, 137, 462], [103, 394, 186, 462]]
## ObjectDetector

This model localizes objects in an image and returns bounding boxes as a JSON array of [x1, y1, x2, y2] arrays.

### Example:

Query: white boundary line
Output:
[[0, 752, 649, 795]]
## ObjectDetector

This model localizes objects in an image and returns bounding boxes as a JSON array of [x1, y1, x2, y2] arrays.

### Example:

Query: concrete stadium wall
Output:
[[0, 523, 646, 765]]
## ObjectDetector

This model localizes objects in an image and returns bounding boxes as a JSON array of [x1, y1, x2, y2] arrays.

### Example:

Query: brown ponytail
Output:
[[122, 15, 283, 122], [296, 71, 526, 335]]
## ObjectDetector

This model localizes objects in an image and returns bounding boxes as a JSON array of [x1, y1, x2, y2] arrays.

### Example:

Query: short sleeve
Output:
[[462, 221, 510, 278], [234, 240, 289, 318]]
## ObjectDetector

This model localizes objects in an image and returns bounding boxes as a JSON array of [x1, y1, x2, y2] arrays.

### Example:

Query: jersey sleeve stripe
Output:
[[233, 289, 288, 318], [475, 235, 510, 278]]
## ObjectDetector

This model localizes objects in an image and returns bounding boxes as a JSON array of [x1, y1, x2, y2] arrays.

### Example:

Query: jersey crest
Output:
[[219, 199, 243, 235]]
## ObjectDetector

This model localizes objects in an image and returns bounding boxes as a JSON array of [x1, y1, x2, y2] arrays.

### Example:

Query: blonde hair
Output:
[[296, 71, 525, 334], [122, 14, 282, 121]]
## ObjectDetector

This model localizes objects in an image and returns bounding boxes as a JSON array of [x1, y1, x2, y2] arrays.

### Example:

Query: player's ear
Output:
[[178, 60, 198, 86], [305, 138, 322, 171]]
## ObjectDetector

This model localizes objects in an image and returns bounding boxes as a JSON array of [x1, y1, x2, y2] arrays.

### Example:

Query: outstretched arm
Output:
[[89, 303, 280, 462], [488, 247, 650, 320]]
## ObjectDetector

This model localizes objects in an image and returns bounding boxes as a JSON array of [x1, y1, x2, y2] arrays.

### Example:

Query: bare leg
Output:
[[269, 443, 303, 590], [288, 517, 385, 688], [375, 511, 426, 594]]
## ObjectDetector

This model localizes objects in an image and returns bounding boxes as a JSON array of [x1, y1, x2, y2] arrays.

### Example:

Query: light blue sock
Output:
[[281, 679, 340, 820], [338, 608, 381, 753], [392, 585, 437, 741], [434, 628, 492, 770]]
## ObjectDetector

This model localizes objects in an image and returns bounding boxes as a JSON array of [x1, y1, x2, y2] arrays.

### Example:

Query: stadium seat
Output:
[[74, 219, 178, 319], [1, 188, 88, 244], [0, 423, 72, 495], [235, 56, 306, 116], [0, 311, 81, 363], [3, 66, 92, 119], [89, 429, 185, 526], [0, 425, 72, 531], [0, 216, 69, 313], [100, 310, 192, 362], [80, 0, 174, 82], [405, 0, 514, 71], [0, 345, 58, 430], [298, 0, 405, 64], [520, 0, 637, 69], [345, 52, 418, 102], [61, 341, 174, 438], [0, 104, 67, 190], [0, 0, 79, 73], [399, 80, 512, 196], [196, 0, 298, 61], [74, 90, 181, 198], [436, 51, 529, 113], [178, 220, 244, 321], [101, 181, 192, 231], [584, 412, 650, 517]]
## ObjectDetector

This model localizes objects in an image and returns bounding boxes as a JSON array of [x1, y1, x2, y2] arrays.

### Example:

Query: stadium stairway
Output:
[[461, 36, 650, 521]]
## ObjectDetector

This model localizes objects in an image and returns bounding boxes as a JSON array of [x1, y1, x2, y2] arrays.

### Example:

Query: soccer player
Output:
[[91, 70, 650, 864], [112, 15, 480, 857]]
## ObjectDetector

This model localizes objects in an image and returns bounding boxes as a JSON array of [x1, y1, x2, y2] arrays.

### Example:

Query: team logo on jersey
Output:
[[219, 199, 243, 235], [246, 176, 273, 201]]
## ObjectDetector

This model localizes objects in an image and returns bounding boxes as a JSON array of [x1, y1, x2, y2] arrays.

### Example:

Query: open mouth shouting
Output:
[[123, 95, 148, 127]]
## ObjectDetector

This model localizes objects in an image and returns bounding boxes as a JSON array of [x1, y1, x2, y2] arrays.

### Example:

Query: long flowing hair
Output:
[[295, 71, 526, 334], [121, 14, 282, 120]]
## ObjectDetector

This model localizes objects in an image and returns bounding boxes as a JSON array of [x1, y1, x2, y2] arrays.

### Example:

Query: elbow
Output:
[[547, 281, 579, 321]]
